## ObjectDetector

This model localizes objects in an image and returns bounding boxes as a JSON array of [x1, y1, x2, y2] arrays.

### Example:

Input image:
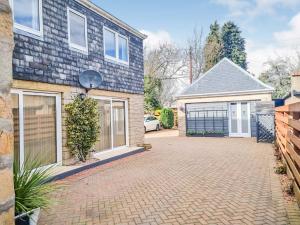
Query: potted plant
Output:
[[14, 158, 57, 225]]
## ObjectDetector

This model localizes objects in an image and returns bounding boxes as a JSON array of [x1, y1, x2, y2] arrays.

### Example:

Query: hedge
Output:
[[160, 108, 174, 129]]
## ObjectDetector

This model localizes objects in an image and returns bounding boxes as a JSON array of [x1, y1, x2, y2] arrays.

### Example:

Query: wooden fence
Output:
[[275, 102, 300, 204]]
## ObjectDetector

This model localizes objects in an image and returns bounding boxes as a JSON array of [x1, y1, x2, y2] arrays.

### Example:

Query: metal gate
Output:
[[256, 113, 274, 143], [186, 109, 228, 137]]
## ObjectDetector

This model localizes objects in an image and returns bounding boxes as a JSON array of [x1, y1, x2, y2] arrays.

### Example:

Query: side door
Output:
[[229, 102, 251, 137]]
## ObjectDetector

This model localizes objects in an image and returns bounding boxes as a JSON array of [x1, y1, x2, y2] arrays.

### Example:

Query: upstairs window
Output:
[[104, 27, 129, 64], [104, 29, 116, 58], [67, 8, 88, 53], [12, 0, 43, 36], [119, 36, 128, 62]]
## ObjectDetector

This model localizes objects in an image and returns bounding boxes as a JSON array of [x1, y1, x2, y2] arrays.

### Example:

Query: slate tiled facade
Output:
[[13, 0, 145, 94], [11, 0, 146, 165]]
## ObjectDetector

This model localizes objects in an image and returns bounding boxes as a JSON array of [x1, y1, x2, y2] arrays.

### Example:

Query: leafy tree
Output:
[[259, 55, 300, 98], [144, 75, 162, 113], [221, 21, 247, 69], [144, 43, 185, 110], [187, 27, 205, 80], [160, 108, 174, 129], [204, 21, 223, 72]]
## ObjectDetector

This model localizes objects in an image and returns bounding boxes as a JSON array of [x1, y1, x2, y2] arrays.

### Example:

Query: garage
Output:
[[177, 58, 274, 138]]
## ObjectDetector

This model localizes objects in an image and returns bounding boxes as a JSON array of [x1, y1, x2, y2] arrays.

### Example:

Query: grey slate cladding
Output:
[[181, 58, 272, 96], [13, 0, 144, 95]]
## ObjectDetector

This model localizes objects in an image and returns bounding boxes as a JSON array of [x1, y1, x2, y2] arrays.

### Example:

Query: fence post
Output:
[[256, 114, 259, 143]]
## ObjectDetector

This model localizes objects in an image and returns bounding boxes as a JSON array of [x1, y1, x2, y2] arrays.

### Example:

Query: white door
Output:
[[229, 102, 251, 137]]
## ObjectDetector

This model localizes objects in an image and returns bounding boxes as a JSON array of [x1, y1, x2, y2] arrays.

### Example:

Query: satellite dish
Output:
[[79, 70, 103, 91]]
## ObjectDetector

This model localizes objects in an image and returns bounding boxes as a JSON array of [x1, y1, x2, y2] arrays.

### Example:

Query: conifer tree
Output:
[[221, 21, 247, 69], [203, 21, 223, 72]]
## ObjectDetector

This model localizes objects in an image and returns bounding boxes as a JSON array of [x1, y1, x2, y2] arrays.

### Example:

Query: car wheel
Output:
[[156, 124, 160, 131]]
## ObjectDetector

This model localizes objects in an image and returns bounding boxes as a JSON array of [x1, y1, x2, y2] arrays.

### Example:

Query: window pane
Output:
[[14, 0, 40, 31], [241, 103, 249, 133], [94, 100, 111, 152], [230, 103, 238, 133], [112, 101, 126, 148], [69, 11, 86, 48], [23, 95, 57, 166], [118, 36, 128, 61], [12, 94, 20, 165], [104, 29, 116, 58]]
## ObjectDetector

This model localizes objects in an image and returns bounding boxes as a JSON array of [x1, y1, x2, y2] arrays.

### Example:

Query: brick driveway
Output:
[[39, 132, 299, 225]]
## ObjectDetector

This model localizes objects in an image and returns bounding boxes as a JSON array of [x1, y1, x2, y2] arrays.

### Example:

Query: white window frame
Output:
[[103, 26, 129, 65], [11, 89, 62, 168], [10, 0, 44, 37], [67, 7, 88, 53], [91, 96, 129, 155]]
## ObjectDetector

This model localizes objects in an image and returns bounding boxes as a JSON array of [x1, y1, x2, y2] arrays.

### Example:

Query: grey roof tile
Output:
[[180, 58, 273, 96]]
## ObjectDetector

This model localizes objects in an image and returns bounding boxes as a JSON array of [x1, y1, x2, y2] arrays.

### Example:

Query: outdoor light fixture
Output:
[[79, 93, 86, 100], [78, 70, 103, 98], [179, 105, 185, 112]]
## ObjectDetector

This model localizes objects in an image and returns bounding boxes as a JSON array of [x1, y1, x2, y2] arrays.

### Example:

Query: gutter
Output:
[[76, 0, 147, 40], [176, 89, 274, 100]]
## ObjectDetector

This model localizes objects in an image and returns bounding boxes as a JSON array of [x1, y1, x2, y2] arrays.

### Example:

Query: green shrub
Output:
[[160, 108, 174, 129], [65, 96, 100, 162], [14, 157, 57, 215], [275, 164, 287, 174]]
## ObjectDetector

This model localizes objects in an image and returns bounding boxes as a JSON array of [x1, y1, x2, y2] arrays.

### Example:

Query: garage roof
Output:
[[178, 58, 273, 98]]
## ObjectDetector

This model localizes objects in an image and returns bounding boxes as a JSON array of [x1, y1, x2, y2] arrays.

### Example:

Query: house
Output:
[[176, 58, 274, 138], [10, 0, 146, 166], [284, 72, 300, 104]]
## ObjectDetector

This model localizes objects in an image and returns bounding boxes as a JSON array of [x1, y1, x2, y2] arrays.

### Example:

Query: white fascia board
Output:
[[76, 0, 147, 40], [176, 89, 273, 99]]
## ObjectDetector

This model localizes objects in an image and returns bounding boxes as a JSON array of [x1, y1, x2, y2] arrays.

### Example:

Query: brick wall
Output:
[[13, 0, 144, 94]]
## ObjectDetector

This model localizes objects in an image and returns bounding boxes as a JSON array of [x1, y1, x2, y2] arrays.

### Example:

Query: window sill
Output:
[[69, 45, 89, 55], [104, 56, 129, 67], [14, 27, 44, 41]]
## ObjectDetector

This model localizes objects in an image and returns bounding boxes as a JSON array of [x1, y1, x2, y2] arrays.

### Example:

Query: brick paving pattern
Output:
[[39, 133, 300, 225]]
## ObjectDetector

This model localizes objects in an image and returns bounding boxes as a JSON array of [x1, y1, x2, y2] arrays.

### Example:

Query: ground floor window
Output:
[[12, 90, 62, 167], [186, 102, 228, 136], [93, 97, 128, 152]]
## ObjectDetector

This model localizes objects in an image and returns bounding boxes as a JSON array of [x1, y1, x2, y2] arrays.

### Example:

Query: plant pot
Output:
[[15, 208, 40, 225]]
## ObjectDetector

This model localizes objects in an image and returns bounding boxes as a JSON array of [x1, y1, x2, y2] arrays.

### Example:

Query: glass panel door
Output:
[[23, 95, 57, 166], [230, 103, 238, 134], [229, 102, 250, 137], [94, 100, 111, 152], [112, 101, 126, 148], [241, 102, 249, 134]]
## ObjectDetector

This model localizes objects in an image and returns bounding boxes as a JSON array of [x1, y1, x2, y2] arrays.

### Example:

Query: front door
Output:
[[229, 102, 251, 137]]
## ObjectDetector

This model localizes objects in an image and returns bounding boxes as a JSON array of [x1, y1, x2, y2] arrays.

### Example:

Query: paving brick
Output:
[[39, 134, 300, 224]]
